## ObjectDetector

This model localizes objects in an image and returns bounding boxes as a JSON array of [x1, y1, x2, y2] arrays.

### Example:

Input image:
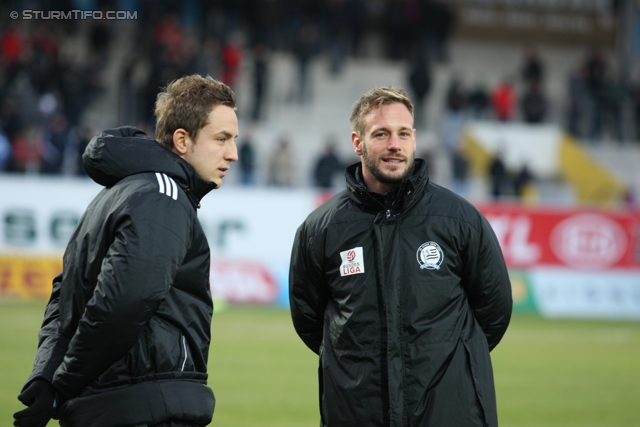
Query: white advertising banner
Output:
[[529, 268, 640, 320], [0, 175, 320, 306]]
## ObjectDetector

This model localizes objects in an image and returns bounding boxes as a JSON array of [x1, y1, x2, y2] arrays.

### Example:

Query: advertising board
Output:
[[1, 176, 639, 318]]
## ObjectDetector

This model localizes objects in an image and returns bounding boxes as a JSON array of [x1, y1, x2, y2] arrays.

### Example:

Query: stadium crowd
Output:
[[0, 0, 636, 193]]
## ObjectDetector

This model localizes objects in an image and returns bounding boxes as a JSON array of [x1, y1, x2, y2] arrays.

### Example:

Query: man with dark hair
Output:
[[14, 74, 239, 427], [289, 86, 512, 427]]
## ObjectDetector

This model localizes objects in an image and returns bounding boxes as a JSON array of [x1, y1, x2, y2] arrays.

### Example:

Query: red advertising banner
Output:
[[477, 203, 640, 270], [209, 260, 280, 305]]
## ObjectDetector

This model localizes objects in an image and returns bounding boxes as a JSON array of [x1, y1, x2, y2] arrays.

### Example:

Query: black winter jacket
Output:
[[289, 159, 512, 427], [24, 127, 216, 427]]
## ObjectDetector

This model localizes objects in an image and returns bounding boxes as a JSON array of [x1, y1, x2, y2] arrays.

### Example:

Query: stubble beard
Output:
[[362, 143, 415, 185]]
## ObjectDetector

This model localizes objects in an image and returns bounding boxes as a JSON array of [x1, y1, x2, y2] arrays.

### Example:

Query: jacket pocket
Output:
[[92, 318, 195, 388], [147, 317, 194, 373]]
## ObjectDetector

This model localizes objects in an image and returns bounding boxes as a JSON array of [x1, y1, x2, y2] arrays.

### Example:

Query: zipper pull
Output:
[[386, 209, 391, 219]]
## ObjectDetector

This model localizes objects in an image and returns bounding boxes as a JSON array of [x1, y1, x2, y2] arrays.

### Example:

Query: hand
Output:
[[13, 379, 56, 427]]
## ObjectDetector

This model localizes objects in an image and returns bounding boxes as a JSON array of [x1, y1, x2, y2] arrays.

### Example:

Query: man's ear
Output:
[[352, 131, 363, 156], [172, 128, 189, 155]]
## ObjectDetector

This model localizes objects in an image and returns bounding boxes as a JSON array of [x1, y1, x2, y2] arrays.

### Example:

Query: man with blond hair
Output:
[[14, 75, 238, 427], [290, 86, 512, 427]]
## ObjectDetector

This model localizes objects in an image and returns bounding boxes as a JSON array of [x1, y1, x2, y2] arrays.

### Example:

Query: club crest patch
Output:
[[340, 247, 365, 277], [417, 241, 444, 270]]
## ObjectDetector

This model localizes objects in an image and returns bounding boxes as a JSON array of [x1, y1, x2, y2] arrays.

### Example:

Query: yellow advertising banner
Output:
[[0, 255, 62, 299]]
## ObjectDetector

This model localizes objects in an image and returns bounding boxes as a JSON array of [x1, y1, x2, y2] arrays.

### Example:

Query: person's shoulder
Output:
[[422, 181, 484, 222], [111, 172, 192, 213], [300, 190, 352, 232]]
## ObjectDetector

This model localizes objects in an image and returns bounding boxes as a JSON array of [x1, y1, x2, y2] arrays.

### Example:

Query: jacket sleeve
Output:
[[51, 191, 192, 398], [23, 273, 71, 388], [463, 213, 512, 351], [289, 222, 329, 355]]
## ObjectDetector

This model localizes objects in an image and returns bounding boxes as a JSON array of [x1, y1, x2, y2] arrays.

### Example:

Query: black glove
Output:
[[13, 379, 57, 427]]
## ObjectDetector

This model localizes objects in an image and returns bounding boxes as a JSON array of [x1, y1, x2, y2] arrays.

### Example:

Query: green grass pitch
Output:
[[2, 299, 639, 426]]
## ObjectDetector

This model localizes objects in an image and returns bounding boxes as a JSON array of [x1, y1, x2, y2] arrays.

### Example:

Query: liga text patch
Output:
[[340, 247, 365, 277]]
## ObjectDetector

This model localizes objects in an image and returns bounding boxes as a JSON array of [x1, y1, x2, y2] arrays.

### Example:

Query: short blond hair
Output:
[[349, 86, 414, 136], [154, 74, 236, 150]]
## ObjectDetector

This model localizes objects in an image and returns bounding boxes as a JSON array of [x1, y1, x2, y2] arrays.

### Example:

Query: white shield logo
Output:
[[417, 241, 444, 270]]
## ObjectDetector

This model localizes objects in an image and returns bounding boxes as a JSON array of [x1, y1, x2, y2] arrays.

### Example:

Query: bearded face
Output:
[[354, 103, 416, 194]]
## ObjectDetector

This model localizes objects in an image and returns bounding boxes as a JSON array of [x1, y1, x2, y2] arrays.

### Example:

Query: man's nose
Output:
[[387, 134, 402, 151], [227, 141, 239, 162]]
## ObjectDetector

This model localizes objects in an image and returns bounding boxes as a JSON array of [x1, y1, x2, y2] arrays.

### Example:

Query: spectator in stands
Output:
[[584, 46, 608, 140], [195, 36, 222, 79], [221, 35, 242, 90], [451, 146, 469, 196], [10, 126, 43, 174], [238, 132, 257, 186], [603, 76, 626, 141], [491, 77, 516, 122], [425, 0, 455, 63], [521, 45, 544, 87], [291, 22, 320, 104], [383, 0, 410, 60], [0, 95, 23, 144], [514, 163, 534, 199], [251, 42, 269, 121], [88, 19, 111, 64], [468, 80, 490, 119], [28, 23, 61, 96], [407, 51, 432, 129], [0, 22, 25, 90], [344, 0, 369, 58], [567, 64, 587, 138], [41, 114, 74, 175], [442, 77, 466, 153], [324, 0, 350, 75], [268, 135, 295, 186], [152, 13, 184, 59], [313, 137, 344, 188], [489, 149, 508, 200], [521, 80, 546, 124]]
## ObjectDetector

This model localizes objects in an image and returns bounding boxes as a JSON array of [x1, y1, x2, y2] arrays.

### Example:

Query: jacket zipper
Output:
[[181, 335, 188, 371], [373, 223, 391, 427]]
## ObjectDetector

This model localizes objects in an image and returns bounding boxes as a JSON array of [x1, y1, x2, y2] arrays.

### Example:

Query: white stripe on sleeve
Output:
[[169, 177, 178, 200], [162, 174, 172, 198], [155, 172, 165, 194]]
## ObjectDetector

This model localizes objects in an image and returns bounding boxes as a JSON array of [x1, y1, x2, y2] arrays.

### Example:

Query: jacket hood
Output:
[[83, 126, 217, 206], [345, 158, 429, 212]]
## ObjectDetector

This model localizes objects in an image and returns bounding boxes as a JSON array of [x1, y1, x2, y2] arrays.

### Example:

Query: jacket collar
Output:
[[345, 158, 429, 213]]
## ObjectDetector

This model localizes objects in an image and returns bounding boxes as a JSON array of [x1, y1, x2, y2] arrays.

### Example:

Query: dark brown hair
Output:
[[154, 74, 236, 150]]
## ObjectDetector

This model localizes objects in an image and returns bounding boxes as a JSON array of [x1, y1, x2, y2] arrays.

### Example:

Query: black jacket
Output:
[[24, 127, 216, 427], [289, 159, 512, 427]]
